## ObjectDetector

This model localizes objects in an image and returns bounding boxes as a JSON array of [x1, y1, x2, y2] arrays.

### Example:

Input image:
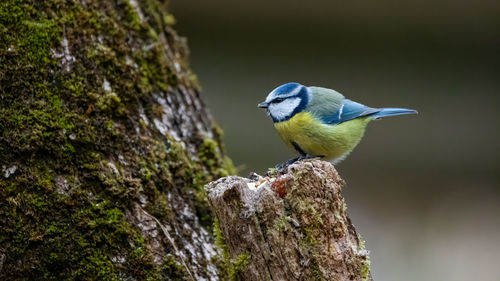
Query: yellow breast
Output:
[[273, 112, 371, 161]]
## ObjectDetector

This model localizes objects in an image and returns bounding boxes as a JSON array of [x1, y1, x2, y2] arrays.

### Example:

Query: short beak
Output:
[[258, 102, 268, 108]]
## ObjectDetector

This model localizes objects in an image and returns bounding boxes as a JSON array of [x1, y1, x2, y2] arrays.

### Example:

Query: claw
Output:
[[275, 157, 298, 173], [273, 154, 323, 174]]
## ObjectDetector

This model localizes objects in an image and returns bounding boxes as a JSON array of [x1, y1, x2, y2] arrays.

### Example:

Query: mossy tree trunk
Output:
[[0, 0, 233, 280]]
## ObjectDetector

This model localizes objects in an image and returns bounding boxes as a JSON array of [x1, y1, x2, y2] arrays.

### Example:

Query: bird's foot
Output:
[[271, 155, 321, 175], [274, 156, 300, 174]]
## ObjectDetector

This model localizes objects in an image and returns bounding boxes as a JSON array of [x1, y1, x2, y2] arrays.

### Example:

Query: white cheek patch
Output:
[[269, 97, 301, 121]]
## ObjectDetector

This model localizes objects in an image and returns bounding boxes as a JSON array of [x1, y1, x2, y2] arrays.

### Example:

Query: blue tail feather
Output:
[[369, 108, 418, 118]]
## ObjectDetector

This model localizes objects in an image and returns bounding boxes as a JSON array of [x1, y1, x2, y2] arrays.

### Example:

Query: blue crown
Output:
[[273, 82, 303, 96]]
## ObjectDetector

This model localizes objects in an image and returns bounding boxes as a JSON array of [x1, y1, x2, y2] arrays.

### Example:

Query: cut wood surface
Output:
[[207, 160, 372, 281]]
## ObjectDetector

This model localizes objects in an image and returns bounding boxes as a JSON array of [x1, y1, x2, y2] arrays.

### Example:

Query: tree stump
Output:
[[207, 160, 372, 281]]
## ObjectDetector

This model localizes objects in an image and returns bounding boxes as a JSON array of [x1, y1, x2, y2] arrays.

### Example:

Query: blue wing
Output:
[[321, 99, 380, 125], [320, 100, 417, 125]]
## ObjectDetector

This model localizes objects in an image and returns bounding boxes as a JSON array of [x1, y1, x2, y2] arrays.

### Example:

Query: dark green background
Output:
[[171, 1, 500, 280]]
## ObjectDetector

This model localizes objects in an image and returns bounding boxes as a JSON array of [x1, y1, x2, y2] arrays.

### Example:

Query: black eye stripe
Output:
[[273, 98, 285, 103]]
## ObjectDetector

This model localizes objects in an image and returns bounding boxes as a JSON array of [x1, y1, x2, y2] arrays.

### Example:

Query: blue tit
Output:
[[258, 82, 417, 165]]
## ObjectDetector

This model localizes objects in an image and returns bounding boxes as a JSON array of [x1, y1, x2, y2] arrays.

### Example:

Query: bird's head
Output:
[[258, 82, 311, 122]]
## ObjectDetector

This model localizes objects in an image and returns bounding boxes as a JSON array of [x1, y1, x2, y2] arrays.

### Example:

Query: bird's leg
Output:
[[275, 156, 300, 173], [270, 143, 324, 174], [274, 156, 300, 172], [274, 154, 323, 174], [299, 154, 323, 161]]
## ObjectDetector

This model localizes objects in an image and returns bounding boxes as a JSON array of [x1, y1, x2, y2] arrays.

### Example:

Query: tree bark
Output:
[[0, 0, 233, 280], [207, 160, 372, 281]]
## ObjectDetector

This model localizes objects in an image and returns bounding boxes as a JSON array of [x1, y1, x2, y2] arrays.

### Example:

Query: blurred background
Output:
[[170, 1, 500, 280]]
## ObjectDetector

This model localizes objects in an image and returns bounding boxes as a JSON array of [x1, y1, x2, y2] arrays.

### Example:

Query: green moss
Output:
[[213, 218, 250, 281], [273, 215, 294, 231], [25, 20, 57, 62], [360, 258, 371, 281], [164, 14, 176, 26], [140, 166, 153, 180], [75, 250, 118, 281], [357, 234, 371, 281], [213, 217, 230, 266], [303, 227, 318, 246], [274, 216, 287, 231], [213, 217, 231, 279], [162, 255, 187, 281], [229, 252, 250, 281], [294, 203, 324, 247], [309, 258, 325, 281], [127, 246, 162, 280], [199, 139, 217, 168], [122, 0, 142, 31], [141, 0, 165, 32], [309, 205, 324, 226], [96, 91, 127, 114], [199, 138, 236, 177], [266, 167, 278, 177]]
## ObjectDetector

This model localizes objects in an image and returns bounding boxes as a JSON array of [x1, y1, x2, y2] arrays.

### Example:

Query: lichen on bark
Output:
[[0, 0, 233, 279]]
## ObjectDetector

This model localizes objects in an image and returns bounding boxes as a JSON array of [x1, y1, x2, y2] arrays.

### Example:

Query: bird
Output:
[[258, 82, 417, 168]]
